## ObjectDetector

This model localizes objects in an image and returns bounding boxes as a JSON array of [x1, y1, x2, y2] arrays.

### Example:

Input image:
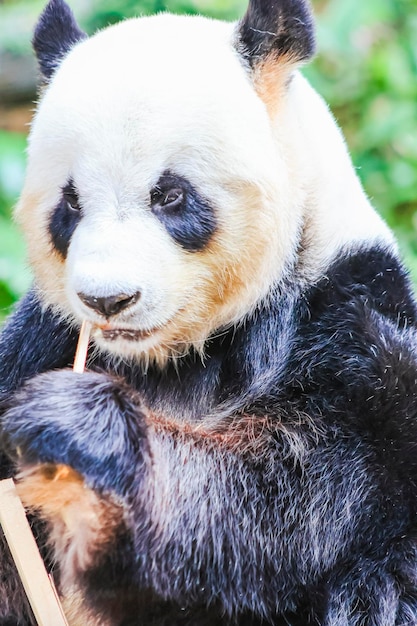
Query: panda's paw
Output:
[[1, 369, 149, 496]]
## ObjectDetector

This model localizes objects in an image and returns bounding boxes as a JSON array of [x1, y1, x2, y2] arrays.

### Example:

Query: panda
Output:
[[1, 0, 417, 623]]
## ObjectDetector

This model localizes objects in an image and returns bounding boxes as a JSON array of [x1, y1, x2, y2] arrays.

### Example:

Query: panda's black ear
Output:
[[236, 0, 316, 69], [33, 0, 87, 81]]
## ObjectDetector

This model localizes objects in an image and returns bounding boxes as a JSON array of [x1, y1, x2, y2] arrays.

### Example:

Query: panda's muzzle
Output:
[[78, 291, 141, 318]]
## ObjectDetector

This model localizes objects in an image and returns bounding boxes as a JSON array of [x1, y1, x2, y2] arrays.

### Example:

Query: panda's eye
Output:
[[150, 170, 216, 252], [63, 183, 81, 212], [150, 186, 184, 213]]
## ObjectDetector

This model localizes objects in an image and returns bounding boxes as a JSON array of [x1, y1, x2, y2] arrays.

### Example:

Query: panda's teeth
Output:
[[100, 327, 154, 342]]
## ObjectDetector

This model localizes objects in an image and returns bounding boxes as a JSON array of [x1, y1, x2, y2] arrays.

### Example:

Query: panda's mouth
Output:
[[99, 327, 156, 342]]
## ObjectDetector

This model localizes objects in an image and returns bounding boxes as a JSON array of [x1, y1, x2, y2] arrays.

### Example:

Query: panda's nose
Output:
[[78, 292, 141, 318]]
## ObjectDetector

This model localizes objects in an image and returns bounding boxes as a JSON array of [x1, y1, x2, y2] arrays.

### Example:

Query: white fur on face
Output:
[[16, 13, 394, 363]]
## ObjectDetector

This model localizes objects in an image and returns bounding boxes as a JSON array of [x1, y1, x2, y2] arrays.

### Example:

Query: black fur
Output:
[[2, 246, 417, 624], [49, 180, 83, 258], [237, 0, 316, 67], [0, 289, 78, 401], [32, 0, 86, 80], [0, 289, 78, 479], [48, 171, 216, 258], [151, 171, 217, 252]]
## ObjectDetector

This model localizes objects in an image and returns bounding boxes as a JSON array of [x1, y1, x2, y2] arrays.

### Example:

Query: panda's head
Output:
[[17, 0, 315, 364]]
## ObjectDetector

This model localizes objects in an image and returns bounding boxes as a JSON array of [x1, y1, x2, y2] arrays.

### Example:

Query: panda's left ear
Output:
[[235, 0, 316, 102], [33, 0, 87, 82]]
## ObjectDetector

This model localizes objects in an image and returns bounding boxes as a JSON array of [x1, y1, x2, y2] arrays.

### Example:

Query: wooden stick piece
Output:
[[0, 478, 68, 626], [73, 320, 92, 373]]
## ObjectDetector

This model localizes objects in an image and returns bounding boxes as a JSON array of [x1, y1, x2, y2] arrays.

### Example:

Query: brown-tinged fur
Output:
[[16, 463, 124, 592], [158, 182, 285, 356], [150, 409, 322, 460], [61, 586, 113, 626], [253, 55, 297, 118], [15, 190, 67, 309]]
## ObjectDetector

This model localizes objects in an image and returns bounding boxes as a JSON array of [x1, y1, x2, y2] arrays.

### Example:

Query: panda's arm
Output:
[[0, 288, 78, 400]]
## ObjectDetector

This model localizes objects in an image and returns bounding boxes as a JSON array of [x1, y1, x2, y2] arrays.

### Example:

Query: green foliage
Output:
[[0, 130, 31, 321], [0, 0, 416, 321], [84, 0, 246, 30]]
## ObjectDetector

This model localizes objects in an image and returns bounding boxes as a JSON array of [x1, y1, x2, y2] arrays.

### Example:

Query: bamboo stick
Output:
[[0, 478, 68, 626], [73, 320, 92, 373]]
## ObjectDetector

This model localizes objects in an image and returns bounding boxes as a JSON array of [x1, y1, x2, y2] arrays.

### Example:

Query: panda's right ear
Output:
[[33, 0, 87, 82]]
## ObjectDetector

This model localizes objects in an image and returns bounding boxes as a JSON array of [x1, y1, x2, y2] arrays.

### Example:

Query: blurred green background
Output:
[[0, 0, 416, 322]]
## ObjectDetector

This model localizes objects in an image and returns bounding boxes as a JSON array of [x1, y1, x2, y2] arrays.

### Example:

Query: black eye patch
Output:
[[150, 172, 217, 252], [49, 179, 82, 258]]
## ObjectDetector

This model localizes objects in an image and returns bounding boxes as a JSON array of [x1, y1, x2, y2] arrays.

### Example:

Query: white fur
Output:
[[16, 12, 394, 361], [275, 73, 395, 280]]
